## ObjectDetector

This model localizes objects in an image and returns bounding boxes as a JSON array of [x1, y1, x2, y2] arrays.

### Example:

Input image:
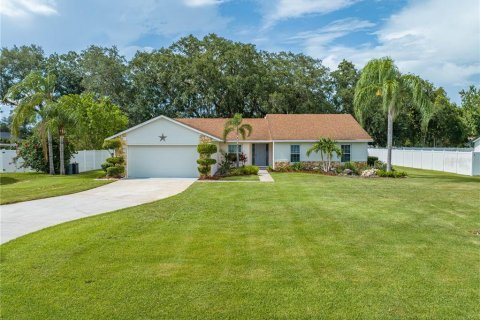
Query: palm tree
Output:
[[41, 102, 77, 174], [5, 71, 57, 174], [354, 57, 433, 172], [306, 138, 342, 172], [222, 113, 253, 168]]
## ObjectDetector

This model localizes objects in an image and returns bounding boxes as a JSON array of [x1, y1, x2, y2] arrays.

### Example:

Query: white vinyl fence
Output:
[[368, 148, 480, 176], [0, 149, 110, 173]]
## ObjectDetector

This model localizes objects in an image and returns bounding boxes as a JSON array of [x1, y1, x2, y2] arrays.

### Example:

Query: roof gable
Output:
[[107, 115, 221, 141]]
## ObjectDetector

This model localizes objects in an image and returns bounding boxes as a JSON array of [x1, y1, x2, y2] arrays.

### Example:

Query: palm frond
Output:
[[222, 126, 234, 141], [239, 123, 253, 139]]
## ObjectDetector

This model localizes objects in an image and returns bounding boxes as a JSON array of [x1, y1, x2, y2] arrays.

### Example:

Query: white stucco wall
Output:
[[125, 117, 207, 146], [273, 142, 368, 163], [218, 142, 253, 165]]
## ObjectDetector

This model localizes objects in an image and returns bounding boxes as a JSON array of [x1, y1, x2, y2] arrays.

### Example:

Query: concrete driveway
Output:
[[0, 178, 196, 244]]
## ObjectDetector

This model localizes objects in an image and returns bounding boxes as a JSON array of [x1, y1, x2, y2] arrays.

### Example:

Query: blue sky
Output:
[[1, 0, 479, 104]]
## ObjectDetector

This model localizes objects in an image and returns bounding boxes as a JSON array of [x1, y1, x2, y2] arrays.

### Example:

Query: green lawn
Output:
[[0, 170, 111, 204], [220, 174, 260, 181], [1, 168, 479, 319]]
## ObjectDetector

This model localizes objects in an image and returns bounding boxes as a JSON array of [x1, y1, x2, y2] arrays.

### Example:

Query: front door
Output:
[[253, 143, 268, 166]]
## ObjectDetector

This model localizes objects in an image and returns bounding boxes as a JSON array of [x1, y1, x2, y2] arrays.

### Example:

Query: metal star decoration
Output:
[[159, 133, 167, 141]]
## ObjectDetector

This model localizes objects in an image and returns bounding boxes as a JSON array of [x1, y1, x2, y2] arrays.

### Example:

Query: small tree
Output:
[[306, 138, 342, 172], [197, 136, 217, 178], [222, 113, 252, 168]]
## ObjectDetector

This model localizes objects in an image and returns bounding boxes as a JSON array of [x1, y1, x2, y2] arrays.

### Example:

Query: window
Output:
[[290, 145, 300, 162], [341, 145, 351, 162], [228, 144, 242, 154]]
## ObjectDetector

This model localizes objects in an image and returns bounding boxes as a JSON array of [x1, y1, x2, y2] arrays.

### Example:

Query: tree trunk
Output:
[[236, 129, 239, 168], [59, 134, 65, 175], [321, 152, 326, 172], [47, 129, 55, 175], [386, 107, 394, 172]]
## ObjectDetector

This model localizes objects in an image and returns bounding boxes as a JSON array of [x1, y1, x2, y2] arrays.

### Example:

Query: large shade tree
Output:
[[354, 58, 433, 171], [5, 71, 57, 174], [222, 113, 252, 168]]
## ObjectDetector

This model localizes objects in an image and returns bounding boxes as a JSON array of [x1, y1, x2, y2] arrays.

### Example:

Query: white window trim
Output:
[[290, 144, 300, 163], [341, 144, 351, 163]]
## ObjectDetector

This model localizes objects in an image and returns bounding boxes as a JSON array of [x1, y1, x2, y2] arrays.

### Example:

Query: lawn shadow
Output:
[[0, 177, 19, 185]]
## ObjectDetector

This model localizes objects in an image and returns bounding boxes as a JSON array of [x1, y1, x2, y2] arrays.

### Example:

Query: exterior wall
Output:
[[124, 117, 222, 178], [273, 142, 368, 163], [218, 142, 253, 165], [1, 149, 109, 173], [368, 148, 479, 176], [125, 117, 206, 146]]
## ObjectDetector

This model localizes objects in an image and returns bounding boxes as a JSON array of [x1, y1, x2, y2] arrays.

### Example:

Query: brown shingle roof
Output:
[[176, 114, 372, 141], [265, 114, 372, 141], [176, 118, 271, 141]]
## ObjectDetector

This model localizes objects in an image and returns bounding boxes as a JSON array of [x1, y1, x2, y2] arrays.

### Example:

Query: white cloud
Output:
[[289, 18, 374, 46], [298, 0, 480, 101], [0, 0, 57, 17], [263, 0, 360, 28], [1, 0, 230, 53], [183, 0, 224, 7]]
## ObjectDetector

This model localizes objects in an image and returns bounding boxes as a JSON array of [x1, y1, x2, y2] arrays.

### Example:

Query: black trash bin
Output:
[[72, 162, 79, 174], [66, 163, 74, 175]]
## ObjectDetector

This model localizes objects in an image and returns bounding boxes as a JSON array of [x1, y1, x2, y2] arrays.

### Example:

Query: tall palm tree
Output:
[[222, 113, 253, 168], [5, 71, 57, 174], [306, 138, 342, 172], [354, 57, 433, 172], [41, 102, 77, 175]]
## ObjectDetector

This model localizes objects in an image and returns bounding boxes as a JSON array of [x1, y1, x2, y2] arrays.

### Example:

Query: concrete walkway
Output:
[[258, 169, 274, 182], [0, 178, 196, 244]]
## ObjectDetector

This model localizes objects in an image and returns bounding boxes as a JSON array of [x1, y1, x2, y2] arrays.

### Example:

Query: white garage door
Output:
[[128, 145, 199, 178]]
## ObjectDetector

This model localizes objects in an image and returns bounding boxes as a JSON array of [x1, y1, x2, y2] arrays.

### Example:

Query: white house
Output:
[[107, 114, 373, 178]]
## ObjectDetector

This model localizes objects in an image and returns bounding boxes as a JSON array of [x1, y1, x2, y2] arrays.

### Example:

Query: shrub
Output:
[[197, 158, 217, 166], [367, 156, 378, 166], [197, 143, 217, 155], [106, 165, 125, 178], [290, 162, 305, 171], [216, 158, 232, 176], [242, 165, 259, 175], [106, 156, 124, 165], [197, 138, 217, 178], [336, 161, 358, 174], [101, 162, 114, 173], [377, 169, 407, 178], [374, 160, 387, 170], [16, 134, 75, 173], [103, 138, 122, 156], [229, 165, 259, 176]]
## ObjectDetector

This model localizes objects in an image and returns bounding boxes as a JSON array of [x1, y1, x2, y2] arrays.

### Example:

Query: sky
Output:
[[1, 0, 479, 104]]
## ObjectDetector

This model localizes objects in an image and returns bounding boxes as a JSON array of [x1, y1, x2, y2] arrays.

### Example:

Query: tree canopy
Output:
[[1, 34, 478, 148]]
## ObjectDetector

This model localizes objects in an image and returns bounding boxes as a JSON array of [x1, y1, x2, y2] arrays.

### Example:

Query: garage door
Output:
[[128, 145, 198, 178]]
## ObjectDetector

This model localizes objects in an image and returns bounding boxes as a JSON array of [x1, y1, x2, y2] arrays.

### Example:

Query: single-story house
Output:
[[107, 114, 373, 178]]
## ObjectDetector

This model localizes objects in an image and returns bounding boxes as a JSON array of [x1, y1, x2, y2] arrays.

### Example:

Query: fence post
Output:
[[456, 151, 459, 174]]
